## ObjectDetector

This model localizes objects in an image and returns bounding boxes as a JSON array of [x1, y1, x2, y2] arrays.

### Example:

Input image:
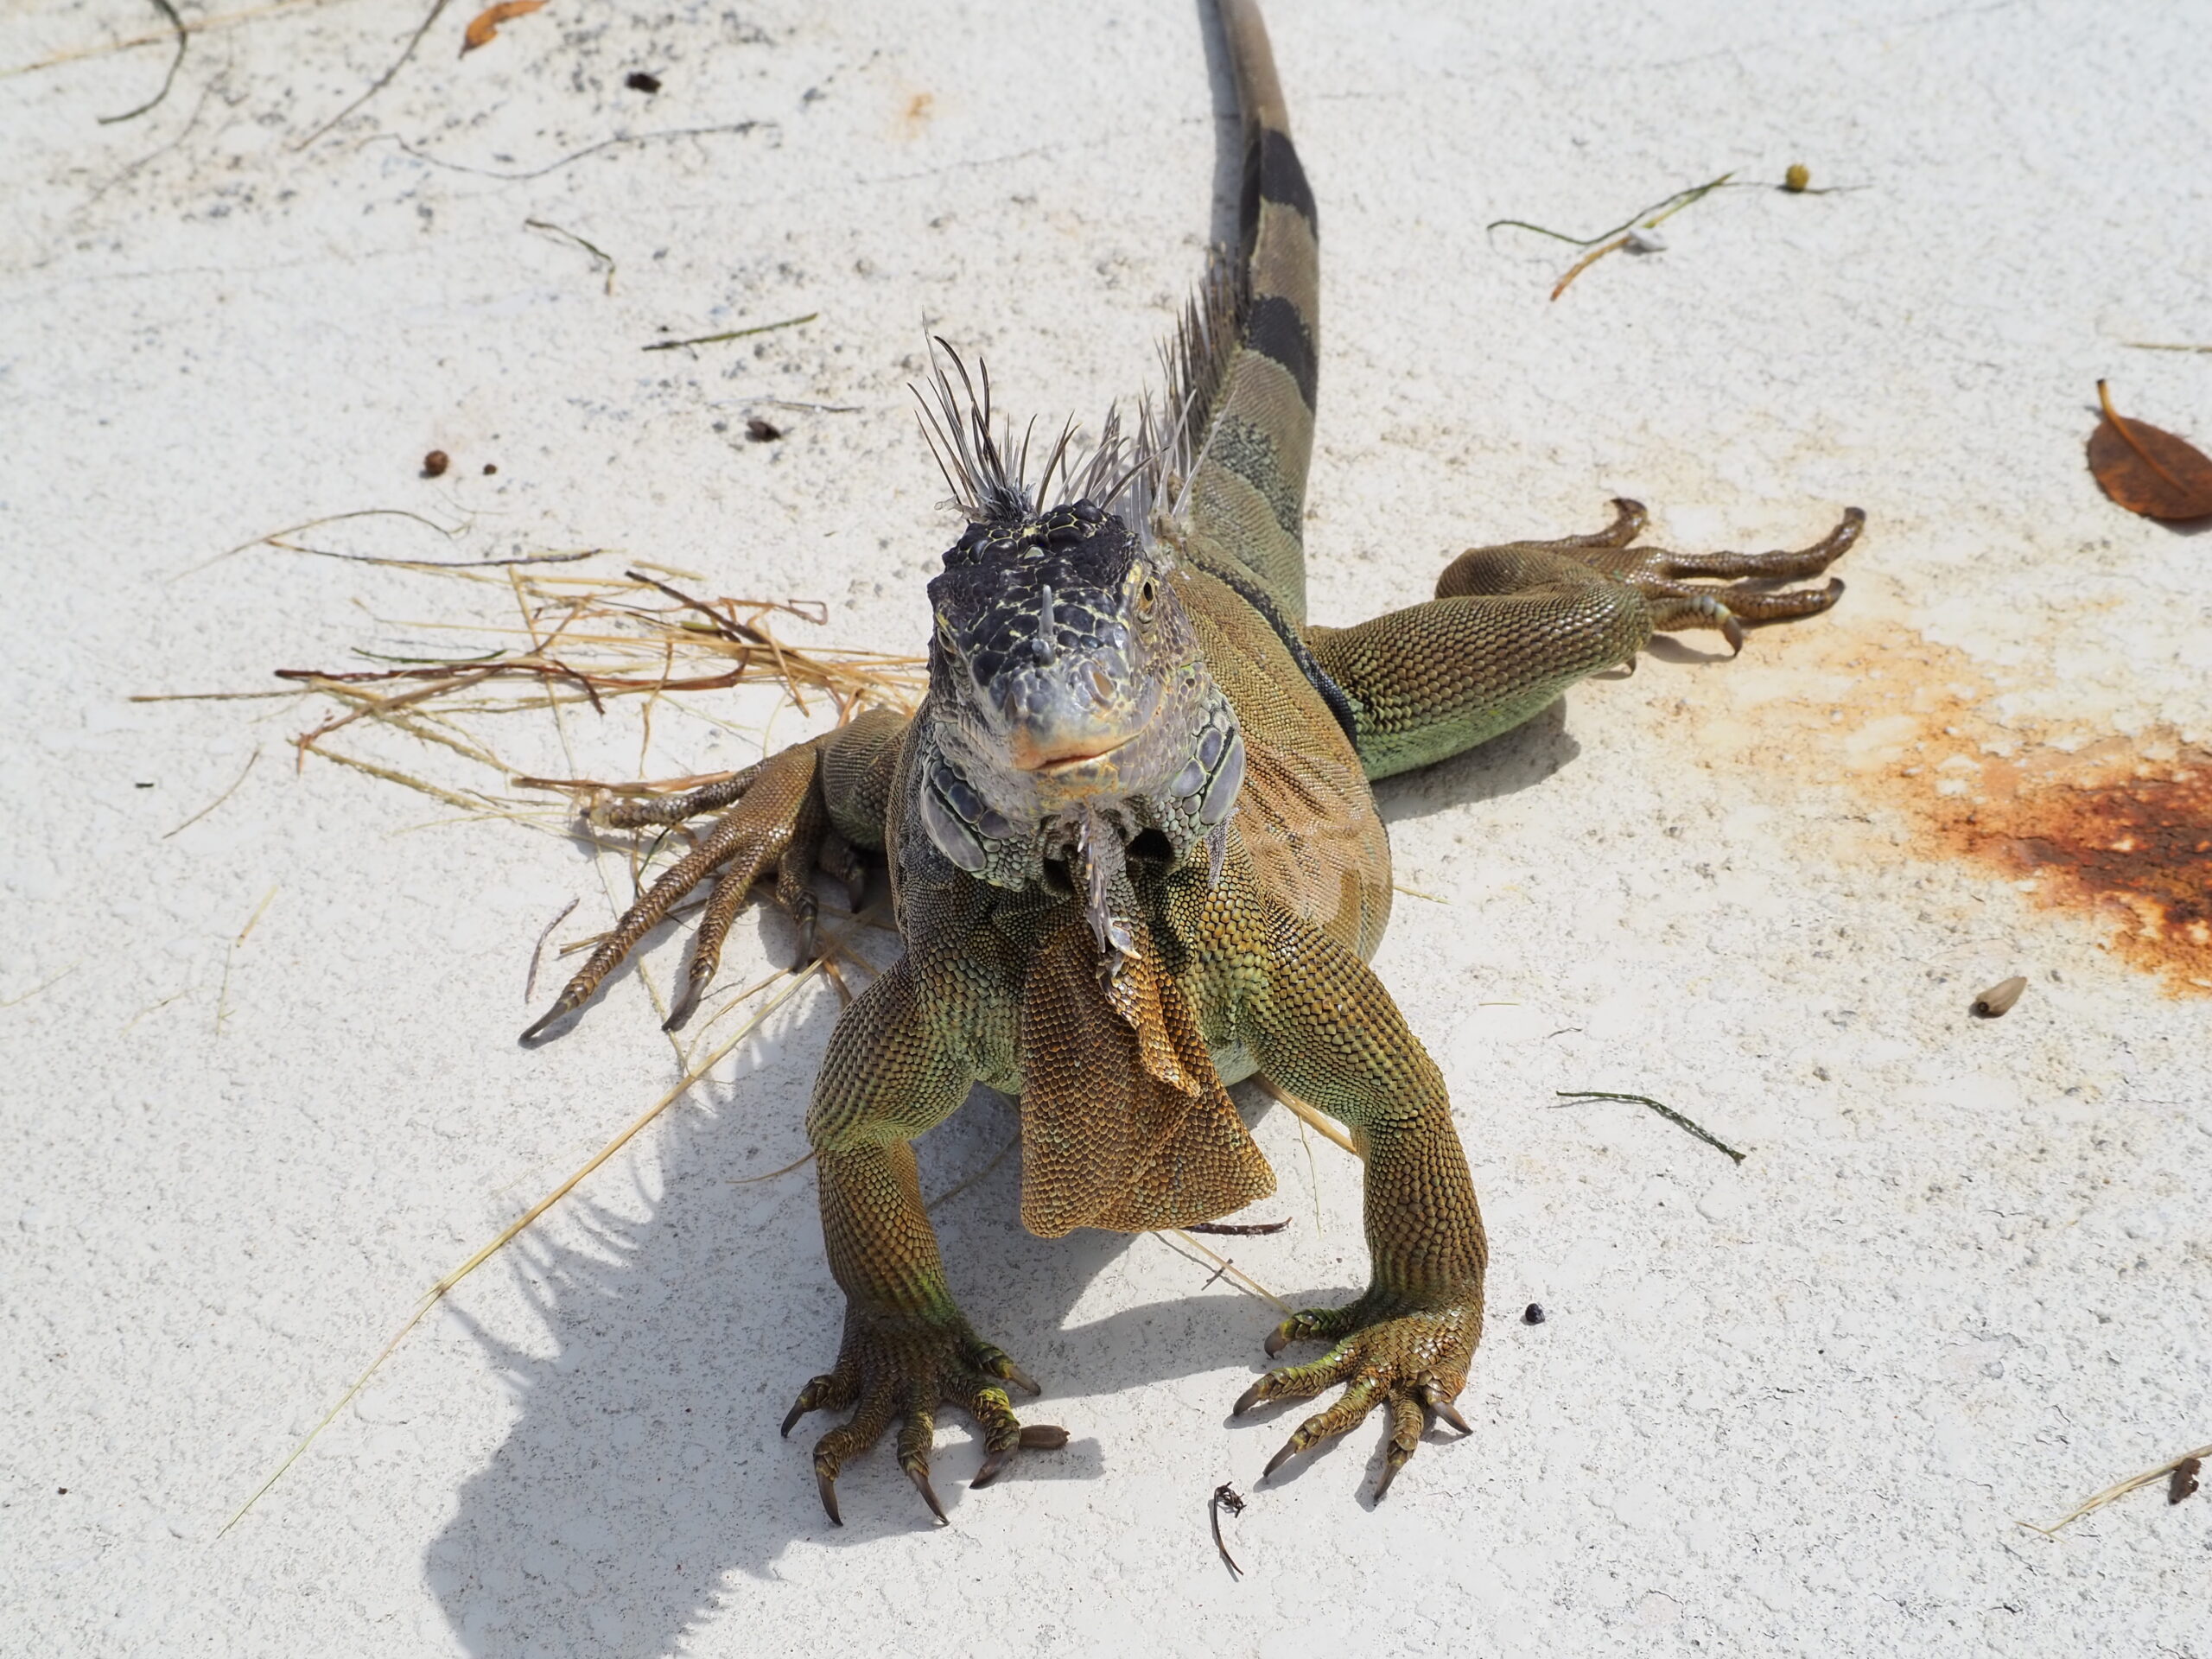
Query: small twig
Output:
[[274, 543, 607, 569], [926, 1135, 1020, 1211], [2019, 1440, 2212, 1537], [1, 964, 81, 1010], [1490, 171, 1737, 247], [98, 0, 187, 125], [642, 313, 818, 353], [2121, 341, 2212, 354], [523, 897, 578, 1003], [524, 218, 616, 295], [162, 747, 259, 839], [1185, 1219, 1288, 1236], [1210, 1484, 1247, 1579], [293, 0, 451, 150], [1161, 1230, 1294, 1315], [1554, 1090, 1746, 1164], [372, 122, 764, 183], [172, 507, 464, 582], [622, 570, 771, 644]]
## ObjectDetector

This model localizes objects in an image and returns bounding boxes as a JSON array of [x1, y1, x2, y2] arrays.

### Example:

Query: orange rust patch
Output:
[[1931, 748, 2212, 991], [1688, 621, 2212, 995]]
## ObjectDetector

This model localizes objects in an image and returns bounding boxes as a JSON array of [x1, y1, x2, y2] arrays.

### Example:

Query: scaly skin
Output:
[[517, 0, 1860, 1524]]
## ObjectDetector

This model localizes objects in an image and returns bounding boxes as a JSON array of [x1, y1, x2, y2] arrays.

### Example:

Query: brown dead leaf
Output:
[[461, 0, 544, 55], [2088, 380, 2212, 522]]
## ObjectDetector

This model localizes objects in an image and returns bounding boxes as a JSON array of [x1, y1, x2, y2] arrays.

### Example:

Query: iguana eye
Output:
[[1135, 575, 1158, 618]]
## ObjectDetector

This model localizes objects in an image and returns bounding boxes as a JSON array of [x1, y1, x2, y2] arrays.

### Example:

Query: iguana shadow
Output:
[[427, 911, 1308, 1657]]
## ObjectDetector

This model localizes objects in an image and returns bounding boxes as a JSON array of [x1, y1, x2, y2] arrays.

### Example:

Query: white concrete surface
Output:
[[3, 1, 2209, 1654]]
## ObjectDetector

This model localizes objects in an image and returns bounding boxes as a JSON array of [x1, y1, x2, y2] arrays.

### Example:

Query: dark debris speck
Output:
[[1522, 1303, 1546, 1325], [626, 71, 662, 94]]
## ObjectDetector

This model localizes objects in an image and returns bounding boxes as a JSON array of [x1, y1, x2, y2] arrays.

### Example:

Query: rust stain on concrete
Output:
[[1691, 620, 2212, 995]]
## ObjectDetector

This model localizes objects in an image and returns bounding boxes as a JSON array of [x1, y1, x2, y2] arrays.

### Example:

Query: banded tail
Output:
[[1156, 0, 1321, 636]]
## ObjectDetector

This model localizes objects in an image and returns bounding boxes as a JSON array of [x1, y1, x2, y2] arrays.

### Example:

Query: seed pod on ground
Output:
[[1970, 976, 2027, 1018]]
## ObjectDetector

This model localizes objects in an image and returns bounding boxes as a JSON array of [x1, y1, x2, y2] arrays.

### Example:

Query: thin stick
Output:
[[274, 543, 607, 570], [641, 313, 817, 353], [729, 1149, 814, 1185], [1160, 1231, 1294, 1316], [219, 962, 822, 1535], [2019, 1441, 2212, 1537], [524, 218, 616, 295], [292, 0, 450, 150], [1554, 1090, 1747, 1164], [98, 0, 187, 124], [925, 1136, 1019, 1212], [2121, 341, 2212, 354], [1185, 1219, 1287, 1236], [162, 747, 259, 839], [1, 964, 81, 1010], [171, 508, 463, 582], [1253, 1077, 1357, 1156], [523, 897, 578, 1002]]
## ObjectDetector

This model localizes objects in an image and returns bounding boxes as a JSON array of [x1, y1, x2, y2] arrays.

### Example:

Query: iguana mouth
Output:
[[1027, 738, 1129, 774]]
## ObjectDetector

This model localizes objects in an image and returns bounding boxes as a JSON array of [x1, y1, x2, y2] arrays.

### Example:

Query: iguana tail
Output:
[[1155, 0, 1320, 636]]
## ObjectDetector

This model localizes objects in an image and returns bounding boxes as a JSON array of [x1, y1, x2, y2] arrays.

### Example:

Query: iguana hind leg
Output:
[[1306, 499, 1860, 780]]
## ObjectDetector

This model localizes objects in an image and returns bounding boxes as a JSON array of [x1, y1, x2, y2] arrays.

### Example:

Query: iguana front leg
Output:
[[1224, 899, 1489, 1500], [787, 955, 1065, 1526], [520, 706, 907, 1039], [1306, 499, 1860, 780]]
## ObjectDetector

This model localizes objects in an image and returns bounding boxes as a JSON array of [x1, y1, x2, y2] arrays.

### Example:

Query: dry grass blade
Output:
[[220, 962, 823, 1535], [1254, 1076, 1357, 1156], [2019, 1440, 2212, 1536], [1159, 1230, 1294, 1315]]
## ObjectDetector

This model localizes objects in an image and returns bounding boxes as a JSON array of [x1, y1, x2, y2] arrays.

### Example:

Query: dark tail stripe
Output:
[[1237, 130, 1317, 265], [1243, 294, 1318, 411], [1258, 130, 1316, 227]]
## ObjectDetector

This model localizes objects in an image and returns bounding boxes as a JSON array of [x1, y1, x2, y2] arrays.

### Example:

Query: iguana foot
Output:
[[781, 1305, 1068, 1528], [1232, 1292, 1480, 1501], [1568, 499, 1864, 654], [520, 740, 849, 1041]]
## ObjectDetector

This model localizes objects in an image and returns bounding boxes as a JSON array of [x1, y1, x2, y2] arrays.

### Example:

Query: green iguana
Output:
[[520, 0, 1860, 1525]]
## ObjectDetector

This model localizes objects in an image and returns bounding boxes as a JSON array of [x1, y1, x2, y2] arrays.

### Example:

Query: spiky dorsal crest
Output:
[[914, 340, 1152, 532]]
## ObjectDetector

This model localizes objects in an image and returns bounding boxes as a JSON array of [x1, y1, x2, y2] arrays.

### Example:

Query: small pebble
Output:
[[421, 449, 449, 479], [1970, 975, 2027, 1019], [626, 71, 662, 94], [1624, 226, 1668, 254], [1522, 1303, 1546, 1325], [2171, 1457, 2202, 1506], [746, 416, 784, 443], [1783, 162, 1811, 193], [482, 462, 499, 475]]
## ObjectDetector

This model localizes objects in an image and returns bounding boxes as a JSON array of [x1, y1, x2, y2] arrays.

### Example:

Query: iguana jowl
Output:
[[522, 0, 1861, 1523]]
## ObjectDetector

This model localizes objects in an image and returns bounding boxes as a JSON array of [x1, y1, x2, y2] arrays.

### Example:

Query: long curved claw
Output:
[[906, 1465, 949, 1524], [1371, 1395, 1424, 1502], [1420, 1382, 1472, 1436], [817, 1470, 842, 1528], [1019, 1425, 1070, 1451]]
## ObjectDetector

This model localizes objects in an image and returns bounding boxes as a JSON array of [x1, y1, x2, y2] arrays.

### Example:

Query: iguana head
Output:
[[920, 499, 1243, 893], [906, 343, 1246, 922]]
